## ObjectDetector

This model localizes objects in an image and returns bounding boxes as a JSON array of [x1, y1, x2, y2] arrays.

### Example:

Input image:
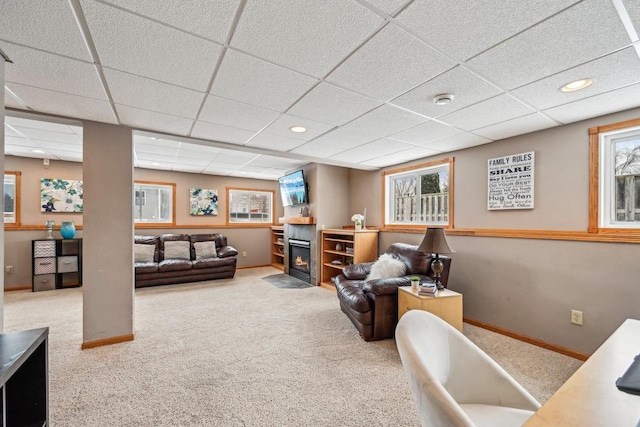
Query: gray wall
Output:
[[1, 60, 5, 330], [355, 106, 640, 354]]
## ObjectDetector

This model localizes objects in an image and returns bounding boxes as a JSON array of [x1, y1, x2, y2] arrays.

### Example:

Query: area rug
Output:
[[262, 273, 314, 289]]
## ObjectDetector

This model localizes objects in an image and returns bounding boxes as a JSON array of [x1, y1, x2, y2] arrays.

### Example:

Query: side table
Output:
[[398, 286, 463, 332]]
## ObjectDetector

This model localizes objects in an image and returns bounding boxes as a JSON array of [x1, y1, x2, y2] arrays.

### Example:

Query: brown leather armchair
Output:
[[333, 243, 451, 341]]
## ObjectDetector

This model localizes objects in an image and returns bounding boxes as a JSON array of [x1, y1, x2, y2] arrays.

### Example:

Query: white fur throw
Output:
[[194, 241, 217, 260], [134, 244, 155, 263], [366, 253, 406, 281], [164, 241, 191, 260]]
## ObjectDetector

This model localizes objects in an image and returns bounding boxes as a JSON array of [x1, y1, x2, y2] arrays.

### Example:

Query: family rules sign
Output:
[[488, 151, 534, 210]]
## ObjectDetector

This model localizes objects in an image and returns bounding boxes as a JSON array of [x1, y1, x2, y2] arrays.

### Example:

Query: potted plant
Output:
[[410, 276, 420, 289]]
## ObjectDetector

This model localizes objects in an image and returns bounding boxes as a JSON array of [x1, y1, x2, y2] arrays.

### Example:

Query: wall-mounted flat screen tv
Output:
[[278, 170, 308, 207]]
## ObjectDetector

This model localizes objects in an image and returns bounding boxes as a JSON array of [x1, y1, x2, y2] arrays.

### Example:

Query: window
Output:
[[133, 181, 175, 225], [383, 158, 453, 227], [4, 171, 21, 226], [592, 120, 640, 230], [227, 188, 274, 224]]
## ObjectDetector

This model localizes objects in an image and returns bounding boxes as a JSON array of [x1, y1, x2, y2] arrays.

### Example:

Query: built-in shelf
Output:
[[278, 216, 316, 225], [270, 226, 285, 271], [320, 229, 378, 288]]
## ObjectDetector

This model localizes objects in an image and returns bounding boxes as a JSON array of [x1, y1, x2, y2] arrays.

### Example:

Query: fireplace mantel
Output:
[[278, 216, 316, 225]]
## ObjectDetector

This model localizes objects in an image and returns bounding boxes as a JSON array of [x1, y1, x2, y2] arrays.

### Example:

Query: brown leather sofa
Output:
[[134, 233, 238, 288], [333, 243, 451, 341]]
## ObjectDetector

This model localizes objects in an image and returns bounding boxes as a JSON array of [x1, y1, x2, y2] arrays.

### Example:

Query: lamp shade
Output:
[[417, 227, 454, 254]]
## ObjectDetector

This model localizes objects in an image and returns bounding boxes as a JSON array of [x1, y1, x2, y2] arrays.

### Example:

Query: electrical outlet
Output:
[[571, 309, 583, 325], [242, 251, 247, 257], [4, 266, 13, 273]]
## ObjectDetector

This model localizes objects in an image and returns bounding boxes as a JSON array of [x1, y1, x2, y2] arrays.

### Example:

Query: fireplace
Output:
[[288, 239, 311, 283]]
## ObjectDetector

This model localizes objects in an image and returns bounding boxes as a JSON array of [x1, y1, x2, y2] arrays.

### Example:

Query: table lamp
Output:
[[417, 227, 454, 290]]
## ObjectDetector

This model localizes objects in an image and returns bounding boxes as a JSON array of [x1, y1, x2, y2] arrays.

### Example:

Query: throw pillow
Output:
[[163, 241, 191, 260], [194, 241, 217, 260], [134, 244, 155, 263], [366, 253, 406, 281]]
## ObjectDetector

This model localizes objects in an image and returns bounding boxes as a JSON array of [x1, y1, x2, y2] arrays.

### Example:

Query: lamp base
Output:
[[431, 255, 445, 291]]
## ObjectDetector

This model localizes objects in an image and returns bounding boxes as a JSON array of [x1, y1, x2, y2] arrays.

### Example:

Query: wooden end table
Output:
[[398, 286, 463, 332]]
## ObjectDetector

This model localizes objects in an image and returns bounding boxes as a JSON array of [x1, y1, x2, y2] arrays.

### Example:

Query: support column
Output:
[[0, 57, 5, 331], [82, 121, 134, 348]]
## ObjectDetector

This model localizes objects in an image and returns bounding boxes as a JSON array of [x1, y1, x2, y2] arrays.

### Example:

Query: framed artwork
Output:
[[41, 178, 83, 212], [190, 188, 218, 216]]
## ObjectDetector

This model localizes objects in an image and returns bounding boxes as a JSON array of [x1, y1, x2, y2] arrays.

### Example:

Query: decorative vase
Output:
[[45, 220, 55, 239], [355, 220, 362, 231], [60, 221, 76, 239]]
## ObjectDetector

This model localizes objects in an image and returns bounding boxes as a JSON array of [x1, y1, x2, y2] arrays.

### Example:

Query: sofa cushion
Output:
[[159, 259, 192, 272], [134, 262, 158, 274], [366, 253, 406, 281], [192, 257, 235, 270], [335, 281, 371, 313], [194, 241, 217, 260], [164, 241, 191, 260], [134, 244, 156, 263]]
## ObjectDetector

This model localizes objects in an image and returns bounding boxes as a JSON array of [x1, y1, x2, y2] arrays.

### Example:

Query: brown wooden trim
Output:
[[448, 157, 455, 229], [6, 223, 276, 231], [134, 179, 175, 187], [5, 224, 84, 231], [382, 157, 451, 177], [380, 226, 640, 243], [278, 216, 315, 224], [318, 282, 336, 292], [4, 286, 31, 292], [81, 333, 134, 350], [134, 181, 177, 226], [590, 117, 640, 134], [464, 317, 589, 361], [237, 264, 271, 269], [588, 130, 599, 233], [226, 187, 276, 226]]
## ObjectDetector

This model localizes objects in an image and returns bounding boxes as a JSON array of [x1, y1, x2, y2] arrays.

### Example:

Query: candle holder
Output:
[[45, 220, 55, 239]]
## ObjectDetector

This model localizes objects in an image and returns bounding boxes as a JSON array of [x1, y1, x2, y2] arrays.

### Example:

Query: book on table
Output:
[[419, 284, 437, 296]]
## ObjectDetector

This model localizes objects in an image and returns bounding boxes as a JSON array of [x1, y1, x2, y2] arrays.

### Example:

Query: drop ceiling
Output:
[[2, 0, 640, 180]]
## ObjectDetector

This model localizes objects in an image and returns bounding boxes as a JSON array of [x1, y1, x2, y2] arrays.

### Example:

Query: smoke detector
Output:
[[433, 93, 455, 105]]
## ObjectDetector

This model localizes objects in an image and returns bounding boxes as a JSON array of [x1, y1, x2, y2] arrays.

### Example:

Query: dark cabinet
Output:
[[32, 239, 82, 291]]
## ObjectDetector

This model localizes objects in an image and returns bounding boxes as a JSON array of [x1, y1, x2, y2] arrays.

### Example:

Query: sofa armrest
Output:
[[218, 245, 238, 258], [342, 262, 374, 280], [363, 274, 432, 296]]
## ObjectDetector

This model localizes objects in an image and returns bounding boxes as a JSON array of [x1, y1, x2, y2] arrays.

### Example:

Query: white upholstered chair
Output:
[[396, 310, 540, 427]]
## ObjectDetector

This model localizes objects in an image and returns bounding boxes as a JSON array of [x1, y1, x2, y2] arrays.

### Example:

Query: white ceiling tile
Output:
[[4, 125, 22, 138], [473, 114, 558, 140], [173, 157, 211, 167], [467, 0, 632, 90], [172, 164, 206, 173], [48, 150, 83, 162], [4, 89, 22, 109], [14, 128, 79, 144], [137, 161, 173, 170], [5, 136, 38, 147], [81, 0, 221, 91], [360, 0, 412, 15], [291, 126, 377, 157], [245, 133, 307, 152], [423, 132, 492, 152], [179, 142, 225, 154], [28, 141, 81, 153], [389, 66, 503, 118], [511, 48, 640, 110], [439, 94, 535, 131], [116, 104, 194, 135], [5, 147, 56, 159], [100, 0, 240, 43], [176, 148, 221, 160], [330, 138, 415, 162], [262, 114, 334, 140], [211, 49, 318, 112], [348, 104, 429, 136], [134, 136, 181, 148], [6, 83, 118, 124], [388, 120, 464, 146], [252, 155, 308, 169], [624, 0, 640, 33], [360, 146, 442, 167], [136, 152, 177, 163], [542, 82, 640, 124], [287, 82, 381, 126], [4, 43, 107, 100], [199, 96, 280, 131], [135, 144, 179, 156], [191, 121, 256, 144], [326, 24, 456, 101], [6, 117, 77, 133], [0, 0, 91, 61], [103, 69, 203, 118], [212, 151, 260, 165], [396, 0, 580, 61], [230, 0, 384, 76], [202, 166, 236, 175]]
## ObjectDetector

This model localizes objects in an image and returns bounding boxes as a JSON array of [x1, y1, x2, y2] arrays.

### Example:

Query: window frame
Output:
[[226, 187, 275, 226], [4, 171, 21, 227], [382, 157, 454, 229], [133, 180, 176, 227], [589, 117, 640, 234]]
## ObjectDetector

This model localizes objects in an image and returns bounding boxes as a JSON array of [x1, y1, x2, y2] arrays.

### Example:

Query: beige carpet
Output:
[[3, 267, 581, 426]]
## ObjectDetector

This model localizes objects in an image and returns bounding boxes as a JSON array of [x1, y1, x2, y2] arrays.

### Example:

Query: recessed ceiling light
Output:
[[433, 93, 454, 105], [559, 78, 593, 92], [289, 126, 307, 133], [32, 149, 45, 154]]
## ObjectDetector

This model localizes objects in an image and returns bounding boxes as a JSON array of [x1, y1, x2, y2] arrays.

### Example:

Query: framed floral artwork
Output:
[[190, 188, 218, 216], [41, 178, 83, 212]]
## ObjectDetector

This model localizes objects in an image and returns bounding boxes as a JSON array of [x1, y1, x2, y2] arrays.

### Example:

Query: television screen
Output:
[[278, 170, 307, 207]]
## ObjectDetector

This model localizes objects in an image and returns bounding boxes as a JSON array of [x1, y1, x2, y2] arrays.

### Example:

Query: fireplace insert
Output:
[[288, 239, 310, 283]]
